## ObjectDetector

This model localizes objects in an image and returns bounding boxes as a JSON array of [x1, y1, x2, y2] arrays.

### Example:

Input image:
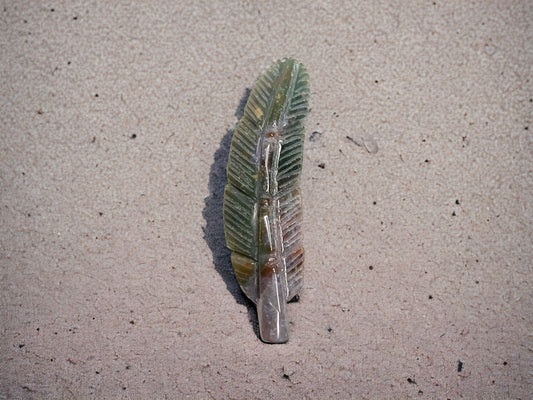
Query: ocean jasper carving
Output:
[[223, 58, 310, 343]]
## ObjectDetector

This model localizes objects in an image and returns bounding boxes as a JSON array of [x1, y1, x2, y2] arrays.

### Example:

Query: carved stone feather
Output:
[[223, 58, 309, 343]]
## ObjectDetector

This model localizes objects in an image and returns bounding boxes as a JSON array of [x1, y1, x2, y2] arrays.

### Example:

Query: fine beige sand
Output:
[[1, 1, 532, 398]]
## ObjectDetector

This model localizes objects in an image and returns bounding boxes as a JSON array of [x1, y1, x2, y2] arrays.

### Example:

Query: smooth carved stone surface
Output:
[[223, 58, 309, 343]]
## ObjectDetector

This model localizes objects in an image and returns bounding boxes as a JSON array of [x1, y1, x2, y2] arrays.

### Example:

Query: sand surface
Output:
[[1, 1, 532, 398]]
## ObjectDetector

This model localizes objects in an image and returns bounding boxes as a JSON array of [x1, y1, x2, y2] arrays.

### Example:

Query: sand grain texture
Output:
[[1, 1, 532, 398]]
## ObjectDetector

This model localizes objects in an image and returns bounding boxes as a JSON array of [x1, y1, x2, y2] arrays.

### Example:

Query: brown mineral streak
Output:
[[260, 261, 280, 278]]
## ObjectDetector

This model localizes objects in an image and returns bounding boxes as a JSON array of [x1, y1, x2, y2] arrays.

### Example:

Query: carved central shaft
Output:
[[256, 131, 289, 343]]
